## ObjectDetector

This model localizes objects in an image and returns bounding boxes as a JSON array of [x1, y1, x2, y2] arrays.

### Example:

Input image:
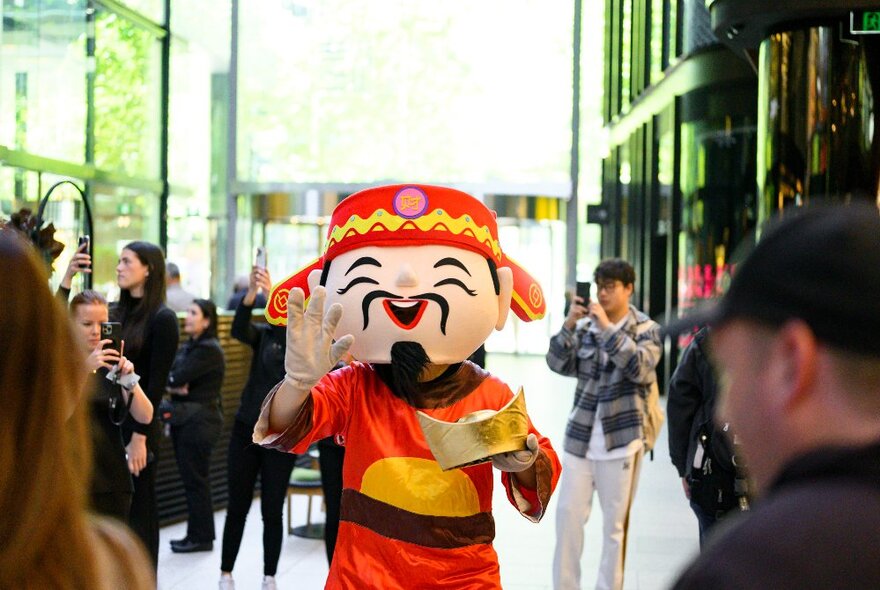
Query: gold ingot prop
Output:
[[416, 388, 529, 471]]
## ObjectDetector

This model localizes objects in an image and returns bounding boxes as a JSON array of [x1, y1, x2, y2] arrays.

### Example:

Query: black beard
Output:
[[374, 341, 431, 403]]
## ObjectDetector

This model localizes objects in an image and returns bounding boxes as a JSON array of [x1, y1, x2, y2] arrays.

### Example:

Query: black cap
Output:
[[664, 202, 880, 356]]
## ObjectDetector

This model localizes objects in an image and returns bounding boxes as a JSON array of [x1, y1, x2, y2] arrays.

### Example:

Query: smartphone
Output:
[[255, 246, 267, 269], [101, 322, 122, 353], [78, 234, 90, 250], [576, 281, 591, 303]]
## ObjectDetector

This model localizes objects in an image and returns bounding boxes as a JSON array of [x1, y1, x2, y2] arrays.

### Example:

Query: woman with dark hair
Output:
[[112, 241, 180, 567], [70, 290, 154, 521], [166, 298, 226, 553], [219, 266, 296, 590], [0, 230, 155, 590]]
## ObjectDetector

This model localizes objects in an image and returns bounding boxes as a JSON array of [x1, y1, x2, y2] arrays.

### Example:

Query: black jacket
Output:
[[667, 327, 729, 478], [673, 441, 880, 589], [231, 301, 286, 427], [167, 336, 225, 404]]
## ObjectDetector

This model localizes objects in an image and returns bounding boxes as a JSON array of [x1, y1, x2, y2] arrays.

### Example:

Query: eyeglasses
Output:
[[596, 281, 621, 293]]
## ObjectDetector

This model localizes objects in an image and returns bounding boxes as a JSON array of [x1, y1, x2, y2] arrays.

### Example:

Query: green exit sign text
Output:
[[851, 11, 880, 34]]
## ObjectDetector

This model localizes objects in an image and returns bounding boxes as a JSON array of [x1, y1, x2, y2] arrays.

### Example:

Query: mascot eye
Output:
[[433, 278, 476, 296], [337, 276, 380, 295]]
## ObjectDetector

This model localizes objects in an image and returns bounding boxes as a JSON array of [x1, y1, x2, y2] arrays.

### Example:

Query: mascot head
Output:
[[265, 184, 545, 365]]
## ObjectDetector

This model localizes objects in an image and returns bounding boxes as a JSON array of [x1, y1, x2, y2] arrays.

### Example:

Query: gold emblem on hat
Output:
[[416, 388, 529, 471]]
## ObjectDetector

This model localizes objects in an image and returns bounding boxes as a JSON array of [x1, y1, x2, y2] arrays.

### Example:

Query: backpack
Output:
[[643, 380, 665, 453], [687, 415, 745, 516]]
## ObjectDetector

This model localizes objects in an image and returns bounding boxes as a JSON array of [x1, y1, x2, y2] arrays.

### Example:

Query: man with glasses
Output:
[[547, 259, 661, 590]]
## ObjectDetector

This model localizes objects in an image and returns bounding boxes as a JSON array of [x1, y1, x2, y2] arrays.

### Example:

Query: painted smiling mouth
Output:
[[383, 299, 428, 330]]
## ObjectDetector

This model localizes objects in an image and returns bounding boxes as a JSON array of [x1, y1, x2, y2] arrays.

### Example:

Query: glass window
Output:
[[120, 0, 165, 24], [0, 1, 88, 163], [237, 0, 573, 188], [91, 184, 162, 299], [92, 7, 162, 177]]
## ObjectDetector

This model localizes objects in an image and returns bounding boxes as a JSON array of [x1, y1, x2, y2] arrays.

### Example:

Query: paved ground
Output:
[[158, 353, 699, 590]]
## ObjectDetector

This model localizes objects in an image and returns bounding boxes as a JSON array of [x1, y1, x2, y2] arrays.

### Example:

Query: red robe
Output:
[[257, 361, 560, 589]]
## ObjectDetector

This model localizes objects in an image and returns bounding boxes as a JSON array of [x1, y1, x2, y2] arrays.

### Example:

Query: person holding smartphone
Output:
[[547, 259, 662, 590], [218, 263, 296, 590], [58, 235, 91, 295], [112, 241, 180, 568], [69, 290, 154, 521]]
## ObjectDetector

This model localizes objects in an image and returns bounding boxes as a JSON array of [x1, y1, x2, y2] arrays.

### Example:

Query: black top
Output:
[[227, 289, 266, 311], [118, 303, 179, 447], [231, 301, 285, 427], [167, 336, 226, 404], [672, 441, 880, 589], [89, 372, 133, 494]]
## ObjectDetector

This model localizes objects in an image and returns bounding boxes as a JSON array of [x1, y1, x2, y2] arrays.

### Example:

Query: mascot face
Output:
[[308, 244, 513, 364]]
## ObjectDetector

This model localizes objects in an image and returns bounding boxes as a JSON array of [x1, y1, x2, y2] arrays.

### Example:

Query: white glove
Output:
[[491, 433, 539, 472], [284, 286, 354, 391]]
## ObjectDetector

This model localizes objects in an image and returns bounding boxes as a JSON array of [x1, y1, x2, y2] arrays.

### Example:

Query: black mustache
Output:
[[361, 290, 450, 334]]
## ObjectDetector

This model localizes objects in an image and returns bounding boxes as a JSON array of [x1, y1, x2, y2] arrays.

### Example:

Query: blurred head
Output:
[[594, 258, 635, 319], [166, 261, 181, 285], [185, 298, 218, 340], [70, 290, 109, 349], [708, 203, 880, 495], [0, 229, 96, 584]]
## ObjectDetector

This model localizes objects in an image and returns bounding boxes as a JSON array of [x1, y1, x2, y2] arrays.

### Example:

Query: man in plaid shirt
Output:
[[546, 259, 661, 590]]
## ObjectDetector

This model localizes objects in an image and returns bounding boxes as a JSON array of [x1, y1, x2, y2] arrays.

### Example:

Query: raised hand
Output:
[[284, 286, 354, 391]]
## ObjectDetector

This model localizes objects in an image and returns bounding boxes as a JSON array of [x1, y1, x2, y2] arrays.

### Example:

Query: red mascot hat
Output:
[[265, 184, 546, 325]]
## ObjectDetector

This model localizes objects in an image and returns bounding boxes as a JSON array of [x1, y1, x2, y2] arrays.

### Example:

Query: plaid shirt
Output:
[[546, 305, 661, 457]]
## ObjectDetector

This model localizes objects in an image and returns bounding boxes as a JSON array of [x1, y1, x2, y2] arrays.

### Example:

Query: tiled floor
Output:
[[158, 354, 699, 590]]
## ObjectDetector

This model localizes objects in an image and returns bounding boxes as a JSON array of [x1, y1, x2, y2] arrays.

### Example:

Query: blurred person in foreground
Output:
[[547, 259, 661, 590], [0, 229, 154, 589], [671, 202, 880, 589], [167, 298, 226, 554]]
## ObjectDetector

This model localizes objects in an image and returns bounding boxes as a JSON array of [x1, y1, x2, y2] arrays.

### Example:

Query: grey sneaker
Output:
[[261, 576, 277, 590], [218, 575, 235, 590]]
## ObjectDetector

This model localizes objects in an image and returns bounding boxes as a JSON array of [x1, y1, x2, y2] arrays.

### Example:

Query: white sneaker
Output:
[[218, 574, 235, 590], [261, 575, 277, 590]]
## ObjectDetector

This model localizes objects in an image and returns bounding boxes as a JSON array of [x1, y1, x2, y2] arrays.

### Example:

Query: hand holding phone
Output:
[[255, 246, 267, 269], [576, 281, 591, 303], [101, 322, 122, 354]]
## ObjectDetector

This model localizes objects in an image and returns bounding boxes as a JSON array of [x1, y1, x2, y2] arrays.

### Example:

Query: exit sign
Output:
[[851, 11, 880, 34]]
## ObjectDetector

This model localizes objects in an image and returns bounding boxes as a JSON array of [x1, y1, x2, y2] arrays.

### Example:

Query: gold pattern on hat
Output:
[[416, 388, 529, 471], [325, 208, 503, 260]]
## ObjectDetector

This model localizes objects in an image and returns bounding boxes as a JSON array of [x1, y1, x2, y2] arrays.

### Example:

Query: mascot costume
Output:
[[253, 184, 561, 589]]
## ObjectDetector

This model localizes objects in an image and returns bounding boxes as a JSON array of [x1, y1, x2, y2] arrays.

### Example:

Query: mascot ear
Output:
[[495, 266, 513, 330], [307, 268, 323, 296]]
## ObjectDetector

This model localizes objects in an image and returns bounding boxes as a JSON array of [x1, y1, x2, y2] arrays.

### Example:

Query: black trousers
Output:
[[128, 421, 161, 569], [171, 406, 223, 543], [317, 437, 345, 564], [221, 420, 297, 576]]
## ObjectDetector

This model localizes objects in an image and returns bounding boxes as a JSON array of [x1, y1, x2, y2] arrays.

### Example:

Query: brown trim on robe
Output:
[[406, 361, 491, 410], [260, 387, 315, 453], [340, 488, 496, 548], [532, 450, 555, 519]]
